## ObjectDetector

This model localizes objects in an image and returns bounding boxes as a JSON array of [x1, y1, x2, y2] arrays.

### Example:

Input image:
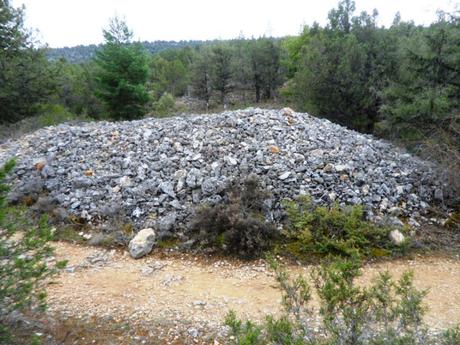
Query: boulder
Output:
[[128, 228, 156, 259], [389, 229, 405, 246]]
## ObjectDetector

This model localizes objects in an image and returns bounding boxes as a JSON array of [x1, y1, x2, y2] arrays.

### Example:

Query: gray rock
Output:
[[186, 168, 202, 188], [0, 108, 441, 237], [159, 181, 175, 198], [128, 228, 156, 259], [201, 178, 218, 196], [434, 188, 443, 201], [157, 213, 176, 233], [279, 172, 291, 180]]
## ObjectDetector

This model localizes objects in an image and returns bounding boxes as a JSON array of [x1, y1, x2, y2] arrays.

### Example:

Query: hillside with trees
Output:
[[4, 0, 456, 205]]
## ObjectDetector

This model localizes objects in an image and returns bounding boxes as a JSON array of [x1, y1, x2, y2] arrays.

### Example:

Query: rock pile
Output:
[[0, 108, 441, 238]]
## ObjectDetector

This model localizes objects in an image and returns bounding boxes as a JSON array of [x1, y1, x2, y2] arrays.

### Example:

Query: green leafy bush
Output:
[[153, 92, 176, 117], [441, 325, 460, 345], [283, 195, 403, 258], [191, 176, 278, 259], [225, 310, 263, 345], [35, 104, 82, 127], [0, 159, 66, 343], [225, 257, 459, 345]]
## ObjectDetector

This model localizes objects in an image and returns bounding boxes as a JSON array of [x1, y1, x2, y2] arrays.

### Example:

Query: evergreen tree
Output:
[[190, 47, 213, 109], [379, 14, 460, 140], [0, 0, 56, 123], [94, 17, 150, 120], [249, 38, 282, 102], [149, 55, 189, 99], [210, 45, 233, 105]]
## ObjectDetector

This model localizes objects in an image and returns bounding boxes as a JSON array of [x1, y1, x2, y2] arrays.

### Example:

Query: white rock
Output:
[[119, 176, 132, 188], [282, 107, 294, 116], [225, 156, 238, 165], [173, 141, 183, 152], [389, 229, 405, 246], [388, 207, 402, 216], [128, 228, 156, 259], [143, 129, 152, 140], [279, 172, 291, 180], [334, 164, 349, 173]]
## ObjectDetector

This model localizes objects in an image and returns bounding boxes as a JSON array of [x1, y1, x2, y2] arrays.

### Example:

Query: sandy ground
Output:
[[46, 242, 460, 336]]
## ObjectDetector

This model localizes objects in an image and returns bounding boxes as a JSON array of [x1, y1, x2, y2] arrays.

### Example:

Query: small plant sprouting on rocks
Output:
[[225, 257, 458, 345], [0, 159, 67, 344], [283, 195, 407, 259], [192, 175, 278, 259]]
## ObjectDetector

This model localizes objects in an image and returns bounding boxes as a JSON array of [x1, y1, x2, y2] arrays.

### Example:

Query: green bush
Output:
[[191, 176, 278, 259], [441, 325, 460, 345], [225, 257, 459, 345], [153, 92, 176, 117], [225, 311, 263, 345], [283, 195, 403, 258], [0, 159, 66, 343], [36, 104, 82, 127]]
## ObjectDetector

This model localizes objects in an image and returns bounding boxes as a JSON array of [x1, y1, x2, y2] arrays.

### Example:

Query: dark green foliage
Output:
[[54, 60, 104, 118], [0, 0, 57, 124], [149, 49, 192, 99], [378, 15, 460, 141], [191, 176, 278, 259], [225, 310, 263, 345], [211, 45, 233, 104], [441, 325, 460, 345], [190, 47, 213, 107], [376, 14, 460, 206], [0, 159, 66, 343], [285, 1, 394, 133], [226, 258, 456, 344], [249, 38, 283, 102], [283, 195, 398, 258], [47, 40, 208, 64], [94, 17, 150, 120]]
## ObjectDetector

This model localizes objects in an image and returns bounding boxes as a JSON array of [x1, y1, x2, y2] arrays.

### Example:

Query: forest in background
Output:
[[0, 0, 459, 205]]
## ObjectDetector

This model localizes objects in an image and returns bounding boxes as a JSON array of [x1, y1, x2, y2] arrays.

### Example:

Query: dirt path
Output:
[[44, 242, 460, 343]]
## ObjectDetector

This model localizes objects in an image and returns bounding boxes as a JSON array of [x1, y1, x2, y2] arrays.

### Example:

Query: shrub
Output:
[[34, 104, 76, 127], [225, 257, 458, 345], [283, 195, 403, 258], [191, 176, 278, 258], [153, 92, 176, 117], [225, 310, 263, 345], [0, 105, 89, 143], [442, 325, 460, 345], [0, 159, 66, 343]]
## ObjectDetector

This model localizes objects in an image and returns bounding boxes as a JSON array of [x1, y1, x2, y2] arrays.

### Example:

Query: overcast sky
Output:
[[11, 0, 459, 48]]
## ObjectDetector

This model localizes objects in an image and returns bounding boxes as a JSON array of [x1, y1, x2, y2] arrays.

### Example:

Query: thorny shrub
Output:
[[191, 175, 278, 259]]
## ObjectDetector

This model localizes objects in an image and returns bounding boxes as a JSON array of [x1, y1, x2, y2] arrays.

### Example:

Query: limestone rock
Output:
[[0, 108, 442, 237], [389, 229, 405, 246], [128, 228, 156, 259]]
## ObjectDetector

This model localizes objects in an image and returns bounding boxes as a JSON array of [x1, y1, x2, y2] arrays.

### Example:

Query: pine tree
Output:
[[191, 48, 213, 109], [210, 45, 233, 105], [94, 17, 150, 120], [0, 0, 56, 123]]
